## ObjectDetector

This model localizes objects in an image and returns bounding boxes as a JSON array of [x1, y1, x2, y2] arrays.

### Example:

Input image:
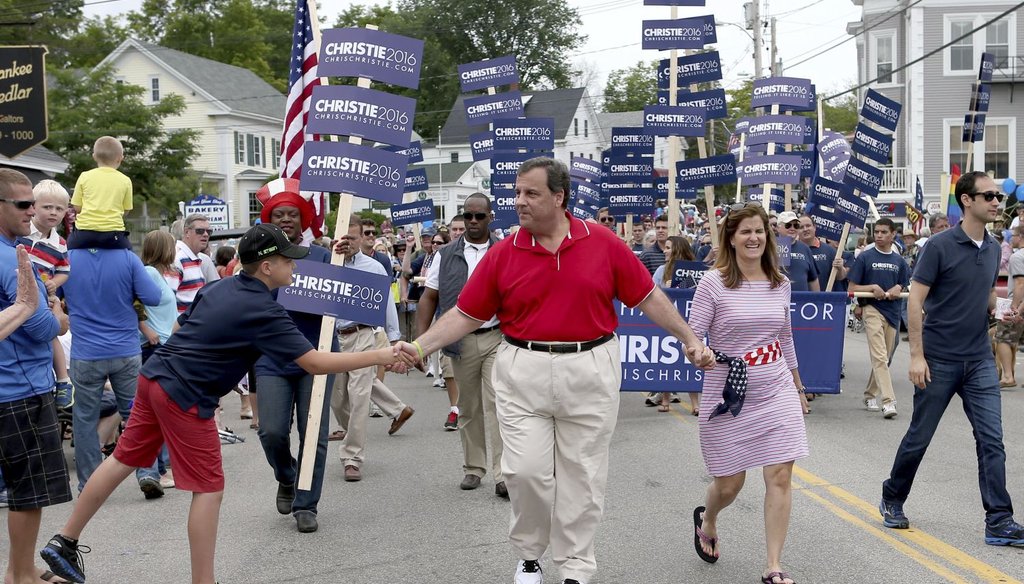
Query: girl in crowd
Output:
[[687, 204, 809, 584]]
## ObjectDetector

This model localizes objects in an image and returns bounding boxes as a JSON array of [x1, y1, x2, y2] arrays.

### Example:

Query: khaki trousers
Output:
[[494, 337, 620, 583], [330, 327, 376, 468], [863, 304, 898, 405], [451, 329, 503, 482]]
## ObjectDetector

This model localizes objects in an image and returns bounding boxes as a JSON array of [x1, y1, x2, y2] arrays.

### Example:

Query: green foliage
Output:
[[0, 0, 85, 68], [45, 65, 201, 214], [603, 61, 658, 113]]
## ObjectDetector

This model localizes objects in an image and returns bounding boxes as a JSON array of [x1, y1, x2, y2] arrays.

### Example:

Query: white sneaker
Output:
[[864, 397, 880, 412], [432, 378, 445, 388], [369, 403, 384, 418], [514, 559, 543, 584], [882, 402, 898, 419]]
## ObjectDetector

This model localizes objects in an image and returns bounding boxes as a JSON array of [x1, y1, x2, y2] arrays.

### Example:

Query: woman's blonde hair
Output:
[[141, 230, 176, 275]]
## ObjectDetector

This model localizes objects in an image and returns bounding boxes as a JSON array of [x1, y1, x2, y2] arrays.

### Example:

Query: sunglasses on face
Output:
[[971, 191, 1005, 203], [0, 198, 34, 210], [432, 240, 444, 245], [783, 221, 801, 229], [462, 212, 487, 221], [191, 227, 212, 235], [599, 216, 615, 223], [363, 230, 377, 236]]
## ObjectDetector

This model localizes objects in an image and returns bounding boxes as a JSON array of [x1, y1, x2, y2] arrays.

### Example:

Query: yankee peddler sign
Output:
[[0, 46, 48, 158], [279, 260, 391, 326]]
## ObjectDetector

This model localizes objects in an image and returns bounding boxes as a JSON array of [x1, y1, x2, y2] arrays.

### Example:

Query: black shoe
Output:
[[40, 534, 89, 584], [495, 481, 509, 499], [294, 510, 319, 533], [460, 474, 481, 490], [563, 580, 582, 584], [139, 477, 164, 500], [277, 483, 295, 515]]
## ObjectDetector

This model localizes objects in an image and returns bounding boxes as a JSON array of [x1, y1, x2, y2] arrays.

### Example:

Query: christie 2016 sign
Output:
[[751, 77, 815, 111], [0, 46, 48, 158], [642, 105, 707, 137], [676, 154, 737, 188], [641, 17, 706, 50], [318, 28, 424, 89], [389, 200, 434, 227], [300, 141, 408, 203], [617, 289, 846, 393], [464, 91, 524, 125], [279, 260, 390, 327], [658, 51, 723, 88], [492, 117, 555, 151], [457, 55, 518, 92], [308, 85, 416, 147]]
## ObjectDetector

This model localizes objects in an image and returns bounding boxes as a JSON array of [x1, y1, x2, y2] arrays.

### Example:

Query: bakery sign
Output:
[[0, 46, 48, 158]]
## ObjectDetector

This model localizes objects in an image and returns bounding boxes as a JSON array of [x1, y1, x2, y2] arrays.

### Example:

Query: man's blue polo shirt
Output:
[[141, 271, 314, 418], [849, 247, 909, 328], [784, 240, 819, 291], [912, 224, 999, 362], [0, 235, 59, 402], [806, 240, 837, 291], [254, 244, 336, 378]]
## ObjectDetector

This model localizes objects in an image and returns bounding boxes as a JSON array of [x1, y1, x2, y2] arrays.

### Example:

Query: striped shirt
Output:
[[19, 223, 70, 281], [171, 240, 212, 313]]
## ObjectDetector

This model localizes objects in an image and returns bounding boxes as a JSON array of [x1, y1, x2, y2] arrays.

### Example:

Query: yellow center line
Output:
[[663, 402, 1021, 584], [792, 477, 968, 583]]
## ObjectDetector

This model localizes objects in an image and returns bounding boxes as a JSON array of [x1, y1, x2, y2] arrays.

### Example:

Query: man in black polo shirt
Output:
[[40, 224, 406, 584], [880, 171, 1024, 546]]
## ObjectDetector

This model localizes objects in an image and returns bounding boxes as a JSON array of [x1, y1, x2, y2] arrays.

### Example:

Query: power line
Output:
[[783, 0, 925, 69], [825, 1, 1024, 101], [772, 0, 827, 18]]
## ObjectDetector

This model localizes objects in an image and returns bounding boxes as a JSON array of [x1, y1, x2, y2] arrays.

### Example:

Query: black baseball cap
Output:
[[238, 224, 310, 264]]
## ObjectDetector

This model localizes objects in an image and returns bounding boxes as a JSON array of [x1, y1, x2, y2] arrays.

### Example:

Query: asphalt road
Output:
[[4, 329, 1024, 583]]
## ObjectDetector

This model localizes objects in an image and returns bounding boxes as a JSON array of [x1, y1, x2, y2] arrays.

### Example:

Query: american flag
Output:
[[280, 0, 325, 238]]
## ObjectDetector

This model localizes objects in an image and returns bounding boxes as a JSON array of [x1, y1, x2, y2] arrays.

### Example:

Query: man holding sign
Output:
[[397, 158, 715, 584]]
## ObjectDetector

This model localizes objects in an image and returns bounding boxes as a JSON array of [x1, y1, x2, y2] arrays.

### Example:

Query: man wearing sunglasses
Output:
[[595, 208, 616, 233], [418, 193, 507, 497], [172, 214, 219, 313], [881, 171, 1024, 546], [775, 211, 820, 292]]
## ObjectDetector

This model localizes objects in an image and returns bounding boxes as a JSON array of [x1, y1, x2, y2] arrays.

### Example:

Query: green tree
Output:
[[603, 61, 658, 113], [45, 65, 202, 214], [0, 0, 85, 68], [63, 16, 130, 69], [819, 92, 859, 134]]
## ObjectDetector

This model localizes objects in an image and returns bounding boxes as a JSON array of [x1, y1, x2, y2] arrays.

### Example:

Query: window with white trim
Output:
[[947, 123, 969, 173], [249, 191, 261, 225], [986, 20, 1009, 69], [985, 122, 1010, 179], [874, 34, 894, 84], [945, 13, 1017, 76], [149, 76, 161, 102], [235, 132, 245, 165], [949, 19, 974, 72], [944, 117, 1016, 180]]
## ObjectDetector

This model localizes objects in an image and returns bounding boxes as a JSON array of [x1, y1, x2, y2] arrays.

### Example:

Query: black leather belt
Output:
[[338, 324, 372, 335], [504, 333, 614, 354], [471, 324, 500, 335]]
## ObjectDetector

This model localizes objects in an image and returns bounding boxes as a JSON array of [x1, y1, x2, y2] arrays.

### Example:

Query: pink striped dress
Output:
[[687, 270, 809, 477]]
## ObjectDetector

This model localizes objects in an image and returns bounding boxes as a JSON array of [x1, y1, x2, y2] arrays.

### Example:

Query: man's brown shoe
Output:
[[344, 465, 362, 482], [388, 406, 414, 435]]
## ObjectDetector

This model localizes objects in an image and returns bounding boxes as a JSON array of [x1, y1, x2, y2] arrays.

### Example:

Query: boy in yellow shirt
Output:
[[68, 136, 133, 250]]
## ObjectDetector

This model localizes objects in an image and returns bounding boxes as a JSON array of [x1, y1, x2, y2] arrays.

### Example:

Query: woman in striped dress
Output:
[[687, 204, 810, 584]]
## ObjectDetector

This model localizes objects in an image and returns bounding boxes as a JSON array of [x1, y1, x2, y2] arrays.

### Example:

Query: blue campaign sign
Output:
[[464, 90, 524, 125], [962, 113, 986, 143], [403, 167, 428, 192], [608, 157, 654, 180], [971, 83, 991, 113], [642, 105, 706, 137], [610, 128, 655, 156], [469, 131, 494, 161], [675, 88, 727, 120], [657, 89, 687, 106], [658, 51, 723, 88], [808, 177, 849, 208], [573, 180, 601, 205], [699, 15, 718, 44], [572, 204, 597, 220], [979, 52, 995, 82], [319, 28, 424, 89], [300, 140, 407, 203], [834, 189, 870, 227], [654, 176, 697, 200], [389, 200, 434, 226], [570, 157, 602, 183], [745, 115, 814, 146], [780, 84, 817, 113], [308, 85, 416, 147], [843, 157, 884, 198], [737, 154, 803, 185], [491, 208, 520, 230], [809, 205, 844, 240], [608, 185, 656, 215], [671, 261, 708, 288], [457, 55, 518, 93], [748, 188, 785, 213], [776, 235, 792, 267], [861, 89, 902, 133], [676, 154, 738, 188], [493, 117, 555, 151], [491, 150, 548, 179], [852, 122, 893, 164], [751, 76, 815, 111], [616, 289, 846, 393], [279, 260, 390, 326], [379, 140, 424, 164], [797, 149, 816, 179], [642, 17, 706, 50]]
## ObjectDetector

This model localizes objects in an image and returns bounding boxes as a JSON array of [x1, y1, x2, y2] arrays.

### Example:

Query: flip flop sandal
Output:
[[328, 430, 346, 441], [692, 409, 699, 417], [693, 506, 719, 563], [42, 570, 69, 583], [658, 404, 671, 412], [761, 571, 794, 584]]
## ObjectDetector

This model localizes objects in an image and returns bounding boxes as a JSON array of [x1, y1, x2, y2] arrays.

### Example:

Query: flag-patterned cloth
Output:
[[947, 163, 962, 225], [707, 339, 782, 420], [281, 0, 325, 239]]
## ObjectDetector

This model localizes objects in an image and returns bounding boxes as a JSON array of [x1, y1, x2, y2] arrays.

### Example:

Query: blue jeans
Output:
[[882, 357, 1014, 527], [70, 356, 159, 490], [255, 373, 333, 514]]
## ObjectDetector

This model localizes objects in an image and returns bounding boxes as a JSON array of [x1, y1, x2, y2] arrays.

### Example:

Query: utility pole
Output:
[[748, 0, 764, 79], [770, 17, 779, 76]]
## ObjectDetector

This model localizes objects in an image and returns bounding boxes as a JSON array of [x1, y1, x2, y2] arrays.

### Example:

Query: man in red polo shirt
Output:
[[399, 158, 715, 584]]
